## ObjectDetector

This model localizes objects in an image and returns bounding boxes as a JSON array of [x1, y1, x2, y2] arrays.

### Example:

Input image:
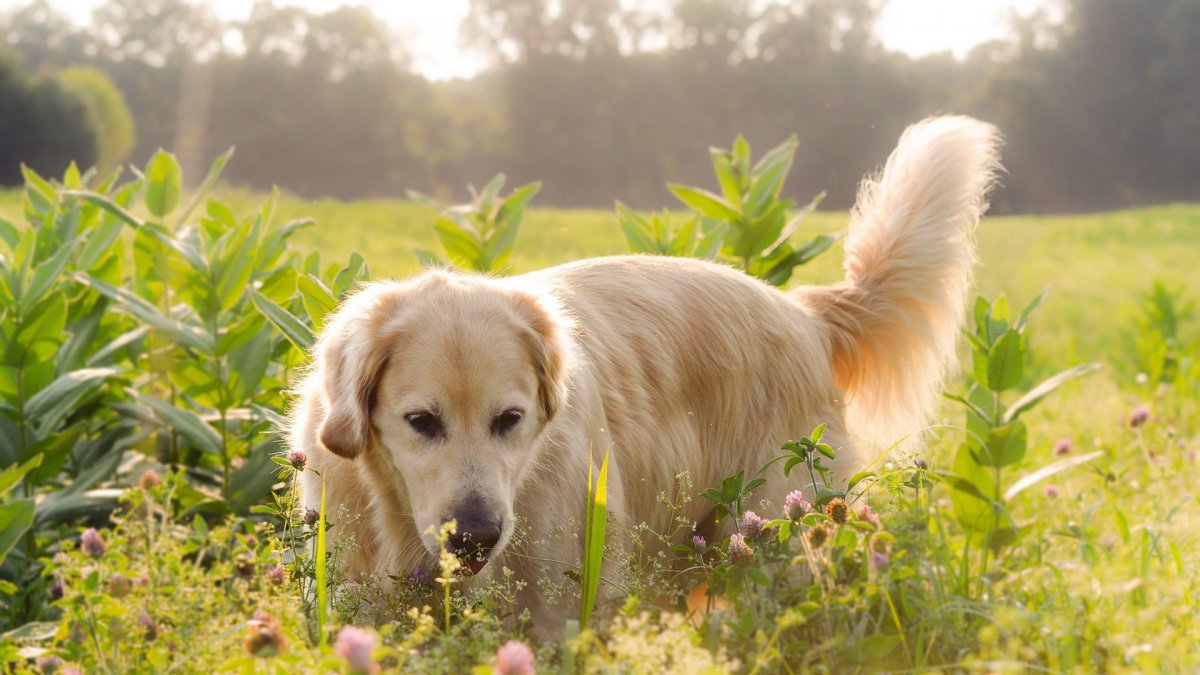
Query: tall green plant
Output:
[[939, 293, 1102, 596], [650, 135, 833, 286], [410, 174, 541, 274]]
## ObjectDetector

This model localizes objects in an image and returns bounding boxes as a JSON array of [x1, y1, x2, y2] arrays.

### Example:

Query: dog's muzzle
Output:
[[445, 509, 502, 575]]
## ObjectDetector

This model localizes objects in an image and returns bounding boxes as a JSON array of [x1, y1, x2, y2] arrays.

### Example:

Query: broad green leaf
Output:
[[24, 368, 116, 439], [144, 150, 182, 219], [76, 215, 123, 271], [298, 275, 338, 331], [978, 421, 1028, 468], [616, 202, 657, 253], [0, 454, 43, 497], [74, 273, 212, 351], [434, 216, 484, 269], [668, 184, 742, 222], [1015, 288, 1047, 331], [0, 219, 17, 249], [18, 240, 74, 314], [0, 499, 35, 566], [130, 389, 222, 455], [35, 488, 123, 527], [986, 329, 1024, 392], [250, 291, 314, 352]]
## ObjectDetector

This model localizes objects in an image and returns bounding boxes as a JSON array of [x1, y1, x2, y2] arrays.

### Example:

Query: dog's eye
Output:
[[491, 409, 523, 436], [405, 412, 444, 439]]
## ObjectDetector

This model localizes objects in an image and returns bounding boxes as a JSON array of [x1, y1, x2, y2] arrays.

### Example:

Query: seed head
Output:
[[140, 611, 159, 641], [107, 573, 132, 598], [493, 639, 536, 675], [80, 528, 107, 558], [728, 533, 755, 567], [334, 626, 380, 674], [138, 469, 161, 490], [825, 498, 848, 525], [805, 524, 831, 549], [1128, 405, 1151, 428], [286, 451, 307, 470], [783, 490, 811, 520], [244, 611, 287, 657]]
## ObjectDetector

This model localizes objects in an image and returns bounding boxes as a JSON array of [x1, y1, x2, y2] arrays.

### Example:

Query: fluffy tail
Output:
[[803, 116, 1002, 450]]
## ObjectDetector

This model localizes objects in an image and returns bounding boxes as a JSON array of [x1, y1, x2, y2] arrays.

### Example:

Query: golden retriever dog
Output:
[[290, 116, 1000, 630]]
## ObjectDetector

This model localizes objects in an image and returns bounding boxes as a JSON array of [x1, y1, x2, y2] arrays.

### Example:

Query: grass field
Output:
[[2, 182, 1198, 671]]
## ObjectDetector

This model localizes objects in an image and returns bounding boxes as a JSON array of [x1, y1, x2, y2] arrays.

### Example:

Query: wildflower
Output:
[[303, 507, 320, 525], [727, 533, 755, 567], [135, 575, 150, 588], [244, 610, 287, 657], [805, 524, 831, 549], [140, 612, 159, 641], [265, 563, 286, 586], [138, 469, 161, 490], [107, 573, 132, 598], [493, 639, 536, 675], [740, 510, 769, 539], [235, 554, 255, 578], [80, 528, 107, 558], [406, 563, 432, 587], [783, 490, 811, 520], [1044, 485, 1060, 498], [1128, 405, 1151, 428], [692, 534, 707, 555], [334, 626, 379, 674], [870, 552, 889, 570], [913, 458, 929, 470], [286, 451, 307, 470], [48, 580, 63, 600], [1054, 438, 1072, 455], [36, 656, 62, 673], [825, 498, 848, 525], [856, 504, 880, 528]]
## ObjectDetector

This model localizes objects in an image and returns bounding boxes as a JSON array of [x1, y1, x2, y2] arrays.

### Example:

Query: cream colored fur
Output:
[[289, 116, 1001, 631]]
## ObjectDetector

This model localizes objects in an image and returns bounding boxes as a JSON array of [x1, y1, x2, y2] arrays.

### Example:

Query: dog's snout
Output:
[[444, 506, 503, 574]]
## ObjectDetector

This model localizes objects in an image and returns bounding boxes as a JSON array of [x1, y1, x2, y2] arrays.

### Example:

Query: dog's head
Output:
[[312, 272, 570, 574]]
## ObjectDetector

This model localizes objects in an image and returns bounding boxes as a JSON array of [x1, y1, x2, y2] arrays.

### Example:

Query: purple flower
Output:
[[406, 563, 433, 587], [870, 552, 889, 570], [783, 490, 811, 520], [80, 528, 106, 558], [913, 458, 929, 470], [1044, 485, 1060, 498], [740, 510, 769, 539], [303, 507, 320, 525], [140, 611, 159, 641], [244, 610, 287, 657], [36, 656, 62, 673], [286, 451, 307, 470], [692, 535, 707, 554], [1054, 438, 1073, 455], [265, 563, 286, 586], [48, 580, 63, 600], [728, 533, 755, 567], [107, 573, 132, 598], [335, 626, 380, 674], [1128, 405, 1151, 428], [493, 640, 536, 675], [856, 504, 880, 528]]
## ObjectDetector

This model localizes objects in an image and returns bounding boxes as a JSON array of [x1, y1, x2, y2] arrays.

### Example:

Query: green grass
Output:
[[3, 184, 1199, 670]]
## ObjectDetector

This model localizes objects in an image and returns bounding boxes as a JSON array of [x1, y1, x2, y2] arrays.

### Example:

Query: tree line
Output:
[[1, 0, 1197, 213]]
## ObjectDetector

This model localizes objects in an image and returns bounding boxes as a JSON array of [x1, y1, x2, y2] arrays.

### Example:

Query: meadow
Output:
[[0, 150, 1197, 673]]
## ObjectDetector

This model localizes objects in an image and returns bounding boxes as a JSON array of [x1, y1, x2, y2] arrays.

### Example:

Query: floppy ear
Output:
[[315, 288, 402, 459], [509, 291, 571, 424]]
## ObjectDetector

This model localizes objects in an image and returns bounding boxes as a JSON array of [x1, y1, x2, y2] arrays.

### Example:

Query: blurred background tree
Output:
[[0, 0, 1196, 213]]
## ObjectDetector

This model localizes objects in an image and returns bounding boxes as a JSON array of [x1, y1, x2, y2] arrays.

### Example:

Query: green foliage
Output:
[[662, 135, 834, 285], [580, 448, 609, 629], [410, 174, 541, 273], [53, 67, 135, 176], [940, 293, 1101, 595], [1125, 281, 1197, 395]]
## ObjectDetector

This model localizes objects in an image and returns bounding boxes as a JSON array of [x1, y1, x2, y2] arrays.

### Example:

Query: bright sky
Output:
[[3, 0, 1054, 80]]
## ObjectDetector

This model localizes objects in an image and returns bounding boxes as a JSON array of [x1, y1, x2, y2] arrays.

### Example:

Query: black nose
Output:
[[445, 509, 502, 573]]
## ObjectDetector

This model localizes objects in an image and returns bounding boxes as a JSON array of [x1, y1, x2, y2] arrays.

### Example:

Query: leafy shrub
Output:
[[0, 54, 97, 186], [409, 174, 541, 273], [53, 67, 135, 175], [622, 134, 833, 286]]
